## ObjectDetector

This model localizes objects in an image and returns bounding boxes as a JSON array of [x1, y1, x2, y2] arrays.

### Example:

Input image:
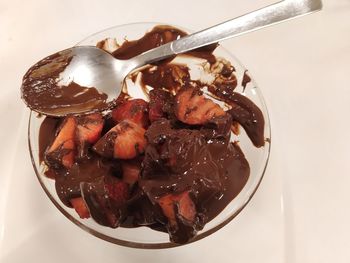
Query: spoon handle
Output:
[[131, 0, 322, 66]]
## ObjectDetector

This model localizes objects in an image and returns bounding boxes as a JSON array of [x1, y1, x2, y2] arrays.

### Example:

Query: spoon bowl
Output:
[[58, 46, 126, 101]]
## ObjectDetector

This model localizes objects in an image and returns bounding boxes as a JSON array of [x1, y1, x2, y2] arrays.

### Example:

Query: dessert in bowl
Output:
[[27, 22, 270, 248]]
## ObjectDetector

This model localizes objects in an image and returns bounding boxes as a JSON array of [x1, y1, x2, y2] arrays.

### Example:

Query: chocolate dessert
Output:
[[31, 25, 265, 244]]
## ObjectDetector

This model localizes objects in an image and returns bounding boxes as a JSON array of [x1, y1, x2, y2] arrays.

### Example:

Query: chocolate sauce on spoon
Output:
[[22, 49, 109, 116]]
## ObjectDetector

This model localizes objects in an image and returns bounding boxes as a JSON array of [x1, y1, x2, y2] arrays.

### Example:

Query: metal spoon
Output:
[[22, 0, 322, 117]]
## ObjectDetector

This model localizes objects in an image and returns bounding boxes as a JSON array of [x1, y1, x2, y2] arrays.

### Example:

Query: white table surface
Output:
[[1, 0, 349, 262]]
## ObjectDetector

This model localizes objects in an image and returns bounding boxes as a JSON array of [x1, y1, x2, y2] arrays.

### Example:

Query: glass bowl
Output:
[[28, 22, 271, 248]]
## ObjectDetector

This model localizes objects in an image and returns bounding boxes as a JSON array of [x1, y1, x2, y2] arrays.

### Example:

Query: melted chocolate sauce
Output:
[[182, 43, 218, 64], [140, 64, 190, 93], [112, 25, 187, 60], [39, 117, 60, 163], [208, 85, 265, 147], [93, 131, 118, 158], [113, 25, 218, 64], [55, 157, 115, 206], [141, 119, 249, 223], [22, 50, 109, 116], [81, 176, 125, 228], [242, 70, 251, 91]]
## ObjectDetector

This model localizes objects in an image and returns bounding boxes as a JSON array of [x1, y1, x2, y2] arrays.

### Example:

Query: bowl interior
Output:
[[28, 22, 271, 248]]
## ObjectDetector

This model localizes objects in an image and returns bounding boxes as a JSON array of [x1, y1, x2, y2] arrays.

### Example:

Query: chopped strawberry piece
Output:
[[149, 103, 164, 122], [231, 121, 240, 135], [158, 194, 177, 226], [70, 197, 90, 219], [93, 120, 146, 160], [177, 192, 196, 222], [122, 162, 140, 186], [112, 99, 149, 128], [44, 169, 56, 179], [80, 178, 126, 228], [149, 89, 173, 122], [113, 121, 146, 159], [105, 181, 129, 205], [46, 116, 76, 169], [77, 113, 104, 144], [175, 87, 225, 125], [158, 191, 196, 226]]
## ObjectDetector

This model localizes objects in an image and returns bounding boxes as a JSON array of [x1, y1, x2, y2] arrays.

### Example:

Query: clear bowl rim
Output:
[[27, 21, 271, 249]]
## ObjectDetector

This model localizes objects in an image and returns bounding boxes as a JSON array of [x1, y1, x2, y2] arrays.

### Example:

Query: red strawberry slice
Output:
[[77, 113, 104, 144], [76, 113, 104, 159], [93, 120, 146, 160], [105, 181, 129, 206], [80, 177, 126, 228], [112, 99, 149, 128], [70, 197, 90, 219], [122, 162, 140, 186], [158, 191, 196, 226], [149, 89, 173, 122], [175, 87, 225, 125], [113, 121, 146, 159], [177, 192, 196, 222], [46, 116, 76, 169], [149, 103, 164, 123], [158, 194, 177, 226]]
